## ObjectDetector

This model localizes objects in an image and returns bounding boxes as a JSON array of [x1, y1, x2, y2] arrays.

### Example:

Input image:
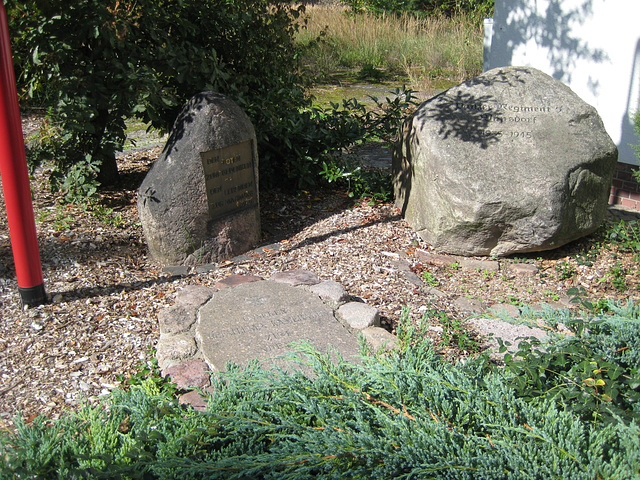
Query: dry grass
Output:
[[296, 4, 483, 87]]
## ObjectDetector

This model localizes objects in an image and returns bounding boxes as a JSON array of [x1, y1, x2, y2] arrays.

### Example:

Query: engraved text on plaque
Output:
[[200, 140, 257, 220]]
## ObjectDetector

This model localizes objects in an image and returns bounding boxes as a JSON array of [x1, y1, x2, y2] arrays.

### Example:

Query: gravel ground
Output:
[[1, 119, 639, 428]]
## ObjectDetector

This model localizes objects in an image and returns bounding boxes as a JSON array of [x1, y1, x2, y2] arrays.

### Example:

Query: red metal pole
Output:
[[0, 4, 46, 307]]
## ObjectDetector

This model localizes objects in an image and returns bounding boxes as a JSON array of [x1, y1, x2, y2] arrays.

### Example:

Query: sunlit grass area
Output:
[[296, 4, 483, 89]]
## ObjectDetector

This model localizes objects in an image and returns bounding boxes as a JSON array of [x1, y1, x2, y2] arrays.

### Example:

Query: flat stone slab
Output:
[[196, 280, 362, 370], [468, 315, 548, 360], [270, 270, 320, 286]]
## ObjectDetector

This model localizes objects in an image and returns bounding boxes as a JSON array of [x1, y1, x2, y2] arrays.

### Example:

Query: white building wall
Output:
[[485, 0, 640, 165]]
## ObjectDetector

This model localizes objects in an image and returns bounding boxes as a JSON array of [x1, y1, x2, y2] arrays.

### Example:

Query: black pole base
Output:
[[18, 284, 48, 308]]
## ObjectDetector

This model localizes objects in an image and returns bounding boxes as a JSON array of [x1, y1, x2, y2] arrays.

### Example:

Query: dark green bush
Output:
[[8, 0, 310, 199], [286, 88, 419, 196]]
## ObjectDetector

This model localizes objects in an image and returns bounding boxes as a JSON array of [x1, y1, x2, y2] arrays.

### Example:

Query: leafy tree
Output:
[[7, 0, 307, 198]]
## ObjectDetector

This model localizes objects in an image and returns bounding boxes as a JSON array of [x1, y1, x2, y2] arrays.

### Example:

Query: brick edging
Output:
[[610, 162, 640, 211]]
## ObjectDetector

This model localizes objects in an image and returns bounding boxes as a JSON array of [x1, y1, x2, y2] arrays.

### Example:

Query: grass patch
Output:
[[296, 4, 483, 89]]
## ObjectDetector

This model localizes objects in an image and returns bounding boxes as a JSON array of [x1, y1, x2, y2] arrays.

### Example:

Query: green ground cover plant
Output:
[[606, 219, 640, 257], [1, 304, 639, 479], [439, 313, 481, 352], [422, 270, 439, 286], [501, 299, 640, 427]]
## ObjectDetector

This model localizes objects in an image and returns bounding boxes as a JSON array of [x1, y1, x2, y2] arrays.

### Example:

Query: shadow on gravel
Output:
[[45, 275, 179, 304], [281, 211, 402, 254]]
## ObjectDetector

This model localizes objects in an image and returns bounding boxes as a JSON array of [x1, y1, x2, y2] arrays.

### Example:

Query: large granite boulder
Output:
[[138, 92, 260, 265], [393, 67, 617, 256]]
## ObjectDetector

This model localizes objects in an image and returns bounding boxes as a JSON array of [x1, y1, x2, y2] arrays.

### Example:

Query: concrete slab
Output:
[[468, 316, 548, 360], [196, 280, 362, 371]]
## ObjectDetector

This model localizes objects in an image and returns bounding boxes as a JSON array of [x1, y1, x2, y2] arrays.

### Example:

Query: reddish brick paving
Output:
[[610, 162, 640, 211]]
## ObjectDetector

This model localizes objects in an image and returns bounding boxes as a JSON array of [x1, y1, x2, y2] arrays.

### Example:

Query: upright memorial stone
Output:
[[138, 92, 260, 265], [393, 67, 617, 257]]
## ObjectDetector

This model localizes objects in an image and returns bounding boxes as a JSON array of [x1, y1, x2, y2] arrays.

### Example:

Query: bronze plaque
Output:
[[200, 140, 258, 220]]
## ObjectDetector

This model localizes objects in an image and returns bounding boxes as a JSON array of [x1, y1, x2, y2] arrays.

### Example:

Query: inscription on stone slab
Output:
[[428, 92, 564, 150], [200, 139, 257, 220], [196, 281, 361, 370], [451, 100, 561, 143]]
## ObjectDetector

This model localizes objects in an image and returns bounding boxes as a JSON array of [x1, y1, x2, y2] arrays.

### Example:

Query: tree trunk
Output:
[[96, 154, 119, 186], [92, 108, 119, 186]]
